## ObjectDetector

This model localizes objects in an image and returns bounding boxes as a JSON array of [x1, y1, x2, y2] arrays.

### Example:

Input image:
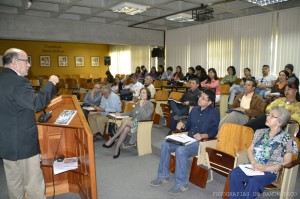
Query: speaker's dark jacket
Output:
[[0, 68, 56, 161]]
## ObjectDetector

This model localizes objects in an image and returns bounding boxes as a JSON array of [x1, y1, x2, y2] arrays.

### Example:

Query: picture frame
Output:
[[91, 56, 99, 67], [27, 56, 32, 66], [40, 56, 51, 67], [58, 56, 68, 67], [75, 56, 84, 67]]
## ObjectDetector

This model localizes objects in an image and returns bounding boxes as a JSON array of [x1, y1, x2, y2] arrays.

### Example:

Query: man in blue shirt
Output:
[[88, 86, 122, 140], [150, 89, 220, 195]]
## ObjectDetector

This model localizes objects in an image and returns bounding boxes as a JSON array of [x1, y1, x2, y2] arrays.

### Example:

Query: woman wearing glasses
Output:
[[229, 106, 298, 199], [244, 82, 300, 137]]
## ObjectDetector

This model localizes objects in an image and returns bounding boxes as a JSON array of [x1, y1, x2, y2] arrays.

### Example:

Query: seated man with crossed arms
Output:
[[150, 89, 220, 196]]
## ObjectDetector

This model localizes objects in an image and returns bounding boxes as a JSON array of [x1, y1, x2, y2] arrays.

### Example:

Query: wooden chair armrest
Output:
[[172, 130, 188, 134], [201, 138, 217, 142], [197, 139, 218, 166], [138, 120, 153, 123], [234, 149, 249, 167], [284, 159, 300, 169]]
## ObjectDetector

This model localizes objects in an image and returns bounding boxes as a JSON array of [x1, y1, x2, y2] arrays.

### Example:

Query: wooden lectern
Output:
[[36, 95, 97, 199]]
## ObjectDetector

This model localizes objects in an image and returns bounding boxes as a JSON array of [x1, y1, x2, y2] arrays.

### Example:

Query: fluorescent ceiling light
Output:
[[166, 13, 195, 23], [248, 0, 288, 6], [111, 2, 150, 15]]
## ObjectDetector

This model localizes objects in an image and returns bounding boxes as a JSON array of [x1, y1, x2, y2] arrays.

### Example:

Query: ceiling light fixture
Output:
[[166, 13, 195, 23], [111, 2, 150, 15], [248, 0, 288, 6]]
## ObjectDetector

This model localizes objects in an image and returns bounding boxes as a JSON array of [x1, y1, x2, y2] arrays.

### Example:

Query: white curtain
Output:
[[109, 45, 151, 76], [237, 13, 276, 77], [208, 19, 235, 77], [276, 7, 300, 77], [165, 7, 300, 78]]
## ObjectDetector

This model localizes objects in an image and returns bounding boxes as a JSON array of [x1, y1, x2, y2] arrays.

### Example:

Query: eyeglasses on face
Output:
[[266, 113, 278, 119], [16, 58, 29, 63]]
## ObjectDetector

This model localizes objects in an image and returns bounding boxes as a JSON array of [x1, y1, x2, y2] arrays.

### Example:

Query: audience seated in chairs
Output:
[[102, 88, 154, 159], [195, 65, 208, 84], [229, 107, 298, 199], [111, 76, 123, 94], [220, 66, 237, 86], [148, 66, 158, 80], [255, 65, 277, 98], [244, 82, 300, 137], [161, 66, 173, 81], [123, 73, 144, 101], [140, 65, 148, 79], [219, 79, 265, 128], [150, 89, 220, 196], [168, 78, 201, 133], [265, 70, 289, 104], [144, 76, 156, 99], [183, 67, 197, 82], [88, 86, 122, 140], [201, 68, 220, 103], [157, 65, 164, 80], [81, 83, 102, 119], [229, 67, 255, 106], [285, 64, 299, 85], [105, 70, 114, 84], [172, 66, 184, 81]]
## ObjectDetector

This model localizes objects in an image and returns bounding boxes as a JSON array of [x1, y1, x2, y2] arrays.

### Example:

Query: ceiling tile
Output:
[[65, 6, 92, 15], [159, 0, 200, 11], [25, 10, 51, 17], [58, 13, 81, 20], [0, 5, 18, 14], [85, 17, 107, 23]]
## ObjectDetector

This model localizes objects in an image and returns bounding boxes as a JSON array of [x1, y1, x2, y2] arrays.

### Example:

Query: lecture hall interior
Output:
[[0, 0, 300, 199]]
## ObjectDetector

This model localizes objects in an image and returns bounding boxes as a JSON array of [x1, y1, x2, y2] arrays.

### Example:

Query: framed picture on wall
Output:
[[91, 56, 99, 67], [75, 56, 84, 67], [27, 56, 32, 66], [58, 56, 68, 67], [40, 56, 51, 67]]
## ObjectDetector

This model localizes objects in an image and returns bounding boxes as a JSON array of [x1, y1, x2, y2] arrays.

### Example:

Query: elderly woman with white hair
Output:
[[229, 106, 298, 199]]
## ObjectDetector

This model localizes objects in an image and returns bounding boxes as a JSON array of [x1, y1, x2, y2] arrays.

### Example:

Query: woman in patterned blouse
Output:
[[229, 106, 298, 199]]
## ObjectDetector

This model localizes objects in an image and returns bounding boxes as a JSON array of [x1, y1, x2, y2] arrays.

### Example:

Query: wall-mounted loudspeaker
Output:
[[104, 56, 111, 66], [151, 48, 164, 58]]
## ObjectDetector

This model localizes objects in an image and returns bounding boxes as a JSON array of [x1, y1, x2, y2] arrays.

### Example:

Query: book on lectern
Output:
[[54, 110, 77, 125]]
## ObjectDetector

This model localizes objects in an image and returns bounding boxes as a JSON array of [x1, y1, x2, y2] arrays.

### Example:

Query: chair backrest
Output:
[[220, 84, 230, 94], [80, 92, 87, 102], [124, 102, 135, 112], [236, 78, 242, 85], [154, 90, 169, 101], [169, 92, 183, 101], [151, 101, 156, 120], [78, 78, 89, 88], [65, 78, 77, 89], [121, 100, 126, 112], [153, 80, 163, 90], [216, 123, 254, 157]]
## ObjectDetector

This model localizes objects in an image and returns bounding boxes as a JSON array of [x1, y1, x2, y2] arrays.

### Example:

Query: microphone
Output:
[[38, 109, 52, 123], [38, 99, 63, 123]]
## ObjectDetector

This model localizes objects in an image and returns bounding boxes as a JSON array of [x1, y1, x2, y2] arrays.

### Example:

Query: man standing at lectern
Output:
[[0, 48, 59, 199]]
